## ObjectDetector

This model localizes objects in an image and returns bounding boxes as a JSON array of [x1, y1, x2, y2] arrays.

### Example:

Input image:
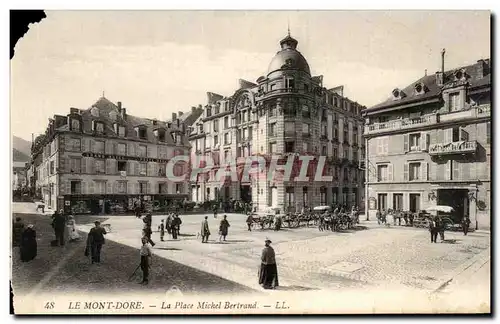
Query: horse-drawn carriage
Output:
[[249, 208, 278, 230], [314, 206, 356, 231]]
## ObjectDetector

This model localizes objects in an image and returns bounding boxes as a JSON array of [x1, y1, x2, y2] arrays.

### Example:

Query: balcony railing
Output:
[[428, 140, 478, 156], [364, 114, 437, 135]]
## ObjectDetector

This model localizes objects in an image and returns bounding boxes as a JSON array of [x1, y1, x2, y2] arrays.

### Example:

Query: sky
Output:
[[10, 10, 490, 142]]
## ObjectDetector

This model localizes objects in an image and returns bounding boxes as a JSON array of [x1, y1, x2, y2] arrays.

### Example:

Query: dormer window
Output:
[[454, 69, 467, 81], [154, 128, 166, 142], [206, 106, 212, 117], [392, 88, 406, 100], [198, 124, 203, 133], [70, 118, 81, 132], [114, 124, 126, 137], [414, 82, 428, 95], [93, 121, 105, 134], [286, 78, 295, 89], [135, 126, 147, 139], [90, 107, 100, 117]]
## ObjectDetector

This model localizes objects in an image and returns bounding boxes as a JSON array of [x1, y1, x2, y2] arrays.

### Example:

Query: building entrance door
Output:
[[437, 189, 468, 223], [409, 193, 421, 212], [378, 193, 387, 211], [240, 185, 251, 203]]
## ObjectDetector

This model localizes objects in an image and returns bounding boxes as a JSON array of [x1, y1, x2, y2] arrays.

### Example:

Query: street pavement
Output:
[[12, 202, 491, 304]]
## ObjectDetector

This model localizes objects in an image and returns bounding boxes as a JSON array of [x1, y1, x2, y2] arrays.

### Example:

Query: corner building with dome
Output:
[[189, 33, 366, 213]]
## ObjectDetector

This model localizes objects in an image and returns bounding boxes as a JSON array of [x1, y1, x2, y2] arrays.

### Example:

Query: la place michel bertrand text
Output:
[[67, 300, 290, 311]]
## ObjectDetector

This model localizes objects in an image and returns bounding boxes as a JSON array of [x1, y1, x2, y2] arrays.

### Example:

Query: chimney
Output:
[[172, 112, 177, 121], [178, 111, 184, 117], [191, 106, 196, 113], [121, 108, 127, 119], [436, 71, 444, 86], [441, 48, 446, 75], [70, 107, 79, 115], [117, 101, 122, 111], [477, 59, 490, 78]]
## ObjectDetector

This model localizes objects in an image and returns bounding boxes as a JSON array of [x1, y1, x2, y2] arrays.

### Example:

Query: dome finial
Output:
[[287, 19, 290, 37]]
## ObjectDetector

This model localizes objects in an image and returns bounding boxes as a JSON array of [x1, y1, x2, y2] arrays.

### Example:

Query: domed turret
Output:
[[267, 33, 311, 77]]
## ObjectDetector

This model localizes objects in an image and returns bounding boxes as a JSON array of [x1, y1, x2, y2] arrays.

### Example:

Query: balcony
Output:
[[428, 140, 478, 156], [365, 114, 437, 135]]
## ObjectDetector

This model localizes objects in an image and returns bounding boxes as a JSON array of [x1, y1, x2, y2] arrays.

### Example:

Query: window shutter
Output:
[[444, 128, 453, 143], [437, 129, 444, 143], [65, 181, 71, 195], [134, 162, 139, 176], [113, 143, 117, 155], [63, 157, 71, 173], [104, 141, 111, 154], [388, 164, 393, 181], [89, 139, 95, 153], [127, 182, 134, 194], [376, 139, 382, 155], [128, 142, 135, 156], [403, 134, 409, 152], [403, 163, 409, 181], [88, 181, 94, 194], [384, 138, 389, 155], [445, 160, 451, 180], [135, 143, 140, 156], [452, 160, 460, 180], [106, 182, 113, 194], [81, 181, 87, 194], [147, 145, 152, 158], [127, 161, 133, 176], [461, 161, 470, 180], [135, 183, 140, 194], [421, 162, 428, 181], [113, 181, 118, 193], [147, 162, 153, 176], [147, 183, 151, 194], [420, 132, 428, 151], [112, 160, 117, 175], [105, 159, 112, 174]]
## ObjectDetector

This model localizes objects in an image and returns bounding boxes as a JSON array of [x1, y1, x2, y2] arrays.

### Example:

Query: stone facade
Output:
[[189, 33, 366, 213], [364, 58, 491, 229]]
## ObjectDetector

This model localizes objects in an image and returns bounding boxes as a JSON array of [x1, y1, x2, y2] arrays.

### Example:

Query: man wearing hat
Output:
[[258, 238, 279, 289], [85, 221, 107, 264], [201, 216, 211, 243]]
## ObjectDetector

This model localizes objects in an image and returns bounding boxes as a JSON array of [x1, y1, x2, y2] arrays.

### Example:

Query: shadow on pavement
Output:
[[155, 247, 182, 251], [275, 285, 318, 291], [75, 215, 110, 225], [178, 233, 196, 237], [442, 239, 461, 244]]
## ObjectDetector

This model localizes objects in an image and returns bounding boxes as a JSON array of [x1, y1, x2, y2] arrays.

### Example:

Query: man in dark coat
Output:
[[246, 214, 253, 232], [429, 216, 438, 243], [142, 213, 155, 247], [219, 215, 230, 241], [259, 238, 279, 289], [201, 216, 210, 243], [12, 217, 25, 247], [85, 221, 107, 263], [51, 212, 66, 246], [462, 216, 471, 236], [436, 216, 445, 242], [171, 214, 182, 239], [20, 224, 37, 262]]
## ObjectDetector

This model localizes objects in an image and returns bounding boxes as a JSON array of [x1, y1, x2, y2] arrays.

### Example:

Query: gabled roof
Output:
[[367, 59, 491, 113]]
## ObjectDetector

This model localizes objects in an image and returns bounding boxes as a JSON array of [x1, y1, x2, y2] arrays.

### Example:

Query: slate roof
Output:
[[53, 97, 197, 147], [367, 59, 491, 113]]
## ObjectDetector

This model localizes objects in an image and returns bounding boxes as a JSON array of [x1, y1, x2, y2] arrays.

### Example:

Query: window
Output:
[[158, 183, 166, 194], [118, 125, 126, 137], [452, 127, 460, 142], [94, 181, 106, 194], [409, 193, 421, 212], [94, 159, 105, 174], [285, 122, 295, 134], [117, 161, 127, 172], [285, 187, 295, 208], [378, 193, 387, 211], [116, 181, 127, 193], [334, 97, 338, 107], [393, 193, 403, 211], [68, 138, 81, 152], [269, 143, 277, 153], [449, 92, 460, 111], [286, 78, 295, 89], [157, 129, 166, 142], [343, 168, 349, 182], [322, 145, 327, 156], [409, 133, 421, 151], [213, 120, 219, 132], [343, 129, 349, 143], [176, 183, 183, 194], [158, 163, 166, 177], [269, 105, 276, 117], [224, 150, 229, 161], [224, 133, 230, 145], [377, 164, 388, 182], [269, 123, 276, 136], [139, 162, 147, 176], [352, 133, 358, 145], [175, 133, 182, 144], [69, 158, 81, 173], [333, 148, 338, 158], [409, 162, 420, 181], [303, 123, 310, 135], [285, 141, 295, 153], [117, 143, 126, 156], [70, 181, 81, 194], [322, 125, 327, 137], [353, 151, 358, 162], [94, 140, 105, 154], [71, 118, 81, 131], [137, 127, 147, 139], [377, 137, 389, 155], [487, 122, 491, 144], [206, 107, 212, 117], [214, 135, 219, 146], [303, 142, 309, 152], [333, 128, 338, 140], [139, 182, 147, 194], [50, 161, 55, 175], [344, 150, 349, 159], [248, 127, 253, 140], [302, 105, 310, 118], [94, 121, 104, 134], [138, 145, 147, 157], [224, 117, 229, 129]]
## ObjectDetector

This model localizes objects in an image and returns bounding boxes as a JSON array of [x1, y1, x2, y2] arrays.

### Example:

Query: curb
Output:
[[431, 246, 491, 293]]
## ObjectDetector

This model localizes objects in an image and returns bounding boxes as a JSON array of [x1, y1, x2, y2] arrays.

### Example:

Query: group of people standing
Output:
[[12, 217, 37, 262], [201, 215, 230, 243]]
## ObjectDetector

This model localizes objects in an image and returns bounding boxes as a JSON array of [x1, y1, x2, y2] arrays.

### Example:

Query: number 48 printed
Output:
[[44, 302, 55, 309]]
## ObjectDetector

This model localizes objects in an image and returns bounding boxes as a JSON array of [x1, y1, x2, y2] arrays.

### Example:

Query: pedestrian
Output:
[[246, 214, 253, 232], [166, 214, 173, 236], [409, 212, 415, 227], [462, 215, 471, 236], [201, 216, 210, 243], [20, 224, 37, 262], [219, 215, 230, 242], [258, 238, 279, 289], [171, 214, 182, 239], [51, 211, 66, 246], [66, 215, 81, 242], [429, 217, 438, 243], [142, 213, 156, 247], [85, 221, 107, 264], [159, 219, 165, 241], [376, 209, 382, 225], [12, 217, 25, 247], [213, 204, 218, 219], [436, 216, 445, 242], [139, 236, 152, 285], [135, 203, 142, 218]]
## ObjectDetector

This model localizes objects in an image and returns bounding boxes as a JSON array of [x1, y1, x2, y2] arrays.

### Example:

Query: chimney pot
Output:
[[191, 106, 196, 113], [117, 101, 122, 110], [70, 108, 79, 114], [121, 108, 127, 119]]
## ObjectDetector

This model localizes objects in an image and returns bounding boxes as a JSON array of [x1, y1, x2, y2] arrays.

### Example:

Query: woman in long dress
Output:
[[219, 215, 230, 241], [258, 239, 279, 289], [66, 215, 81, 242], [20, 224, 37, 262]]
